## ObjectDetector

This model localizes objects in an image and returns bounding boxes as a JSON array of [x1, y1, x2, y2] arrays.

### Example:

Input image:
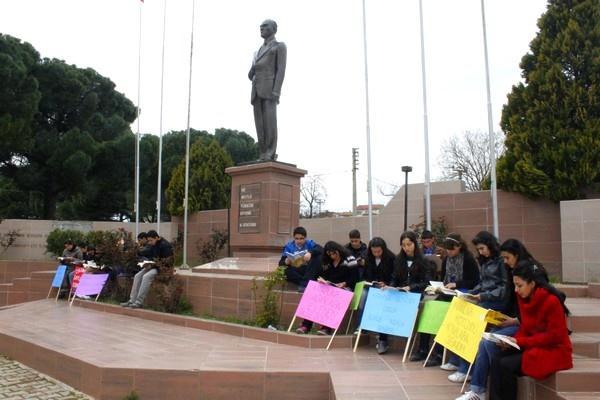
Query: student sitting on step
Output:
[[354, 237, 396, 354], [444, 231, 508, 383], [489, 261, 572, 400], [295, 241, 357, 335], [278, 226, 323, 293], [386, 231, 435, 359]]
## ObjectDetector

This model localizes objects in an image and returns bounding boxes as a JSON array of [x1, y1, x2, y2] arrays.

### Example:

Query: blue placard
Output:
[[51, 265, 67, 288], [359, 287, 421, 337]]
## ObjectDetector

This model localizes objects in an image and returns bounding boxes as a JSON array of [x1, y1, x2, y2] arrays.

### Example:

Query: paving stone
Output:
[[0, 356, 91, 400]]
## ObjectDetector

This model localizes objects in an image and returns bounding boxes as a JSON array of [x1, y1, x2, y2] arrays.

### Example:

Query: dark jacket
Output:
[[470, 256, 507, 303], [441, 251, 480, 290], [151, 238, 174, 260], [137, 244, 154, 259], [344, 242, 367, 262], [391, 254, 435, 293], [363, 248, 396, 285], [319, 255, 358, 289]]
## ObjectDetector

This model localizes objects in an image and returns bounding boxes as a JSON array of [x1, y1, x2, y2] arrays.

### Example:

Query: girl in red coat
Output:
[[489, 261, 572, 400]]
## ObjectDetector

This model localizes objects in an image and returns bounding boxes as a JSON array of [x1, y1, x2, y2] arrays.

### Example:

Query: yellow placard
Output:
[[434, 297, 488, 363]]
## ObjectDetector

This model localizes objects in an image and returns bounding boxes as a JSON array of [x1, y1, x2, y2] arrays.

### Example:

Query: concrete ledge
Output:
[[73, 299, 364, 350]]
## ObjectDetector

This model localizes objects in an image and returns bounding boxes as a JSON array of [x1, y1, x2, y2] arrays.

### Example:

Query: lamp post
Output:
[[402, 166, 412, 231]]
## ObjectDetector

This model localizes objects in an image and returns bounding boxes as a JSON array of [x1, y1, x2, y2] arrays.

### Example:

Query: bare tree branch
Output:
[[300, 176, 327, 218], [438, 130, 504, 191]]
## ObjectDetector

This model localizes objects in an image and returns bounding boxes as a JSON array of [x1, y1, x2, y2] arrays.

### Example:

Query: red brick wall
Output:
[[432, 190, 562, 278]]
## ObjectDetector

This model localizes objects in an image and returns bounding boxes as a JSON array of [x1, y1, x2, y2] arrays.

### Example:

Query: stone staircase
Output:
[[0, 260, 56, 307], [515, 283, 600, 400], [2, 256, 600, 399]]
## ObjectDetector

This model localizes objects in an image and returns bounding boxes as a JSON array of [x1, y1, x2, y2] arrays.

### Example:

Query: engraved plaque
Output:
[[238, 183, 261, 233]]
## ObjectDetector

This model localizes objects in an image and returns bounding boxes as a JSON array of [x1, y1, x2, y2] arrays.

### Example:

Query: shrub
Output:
[[197, 229, 228, 263], [46, 229, 86, 256], [252, 267, 286, 328]]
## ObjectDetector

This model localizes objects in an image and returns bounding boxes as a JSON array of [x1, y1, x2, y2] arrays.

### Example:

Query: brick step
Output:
[[558, 284, 589, 298], [571, 315, 600, 333], [588, 283, 600, 299], [552, 359, 600, 392], [557, 392, 600, 400], [571, 333, 600, 359]]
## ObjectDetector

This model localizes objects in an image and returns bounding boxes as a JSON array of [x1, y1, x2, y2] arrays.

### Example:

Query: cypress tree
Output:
[[498, 0, 600, 201]]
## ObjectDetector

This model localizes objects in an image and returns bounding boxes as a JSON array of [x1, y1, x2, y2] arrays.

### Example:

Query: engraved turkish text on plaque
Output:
[[238, 183, 261, 233]]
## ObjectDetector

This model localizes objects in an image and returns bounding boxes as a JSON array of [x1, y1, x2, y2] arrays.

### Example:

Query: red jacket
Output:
[[515, 287, 573, 380]]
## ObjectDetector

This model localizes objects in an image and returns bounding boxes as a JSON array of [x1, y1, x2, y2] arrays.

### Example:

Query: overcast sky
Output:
[[0, 0, 548, 212]]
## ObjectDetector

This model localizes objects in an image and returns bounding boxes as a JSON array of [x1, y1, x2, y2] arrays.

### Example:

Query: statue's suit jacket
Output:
[[249, 39, 287, 104]]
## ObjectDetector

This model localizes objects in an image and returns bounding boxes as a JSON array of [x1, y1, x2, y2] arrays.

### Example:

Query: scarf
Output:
[[445, 252, 464, 284]]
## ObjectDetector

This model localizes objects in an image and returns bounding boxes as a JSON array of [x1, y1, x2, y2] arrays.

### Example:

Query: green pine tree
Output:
[[498, 0, 600, 201], [165, 140, 233, 215]]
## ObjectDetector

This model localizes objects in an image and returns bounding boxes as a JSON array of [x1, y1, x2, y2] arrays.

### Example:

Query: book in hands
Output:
[[137, 260, 156, 268], [317, 277, 340, 287], [485, 310, 510, 326], [285, 250, 308, 267], [482, 332, 520, 350]]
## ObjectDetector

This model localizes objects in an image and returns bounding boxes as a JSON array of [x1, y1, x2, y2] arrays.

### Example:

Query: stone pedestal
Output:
[[226, 161, 306, 257]]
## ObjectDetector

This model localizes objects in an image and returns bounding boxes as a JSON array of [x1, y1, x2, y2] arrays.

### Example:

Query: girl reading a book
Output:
[[295, 241, 357, 335], [489, 261, 572, 400], [387, 231, 436, 360], [455, 239, 548, 400], [444, 231, 508, 382], [354, 237, 396, 353]]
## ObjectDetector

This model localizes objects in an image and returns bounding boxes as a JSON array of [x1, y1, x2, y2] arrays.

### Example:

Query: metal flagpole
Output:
[[156, 0, 168, 235], [419, 0, 432, 231], [480, 0, 499, 238], [134, 1, 143, 238], [361, 0, 374, 240], [182, 0, 196, 268]]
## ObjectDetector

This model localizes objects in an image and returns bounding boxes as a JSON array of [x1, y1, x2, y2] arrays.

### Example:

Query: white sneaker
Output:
[[448, 371, 470, 383], [440, 362, 459, 371], [455, 390, 486, 400]]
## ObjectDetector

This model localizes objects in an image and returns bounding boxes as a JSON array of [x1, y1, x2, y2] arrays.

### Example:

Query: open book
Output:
[[83, 260, 104, 270], [137, 260, 156, 268], [485, 310, 510, 326], [285, 250, 308, 267], [482, 332, 520, 350], [424, 284, 478, 301]]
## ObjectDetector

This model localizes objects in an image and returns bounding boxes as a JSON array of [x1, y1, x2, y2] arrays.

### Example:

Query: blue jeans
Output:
[[460, 325, 519, 393], [450, 300, 508, 375]]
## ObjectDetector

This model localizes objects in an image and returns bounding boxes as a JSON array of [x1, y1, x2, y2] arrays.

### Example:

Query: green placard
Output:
[[416, 300, 451, 334], [350, 281, 366, 310]]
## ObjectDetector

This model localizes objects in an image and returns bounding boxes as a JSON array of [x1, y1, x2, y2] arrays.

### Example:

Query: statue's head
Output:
[[260, 19, 277, 38]]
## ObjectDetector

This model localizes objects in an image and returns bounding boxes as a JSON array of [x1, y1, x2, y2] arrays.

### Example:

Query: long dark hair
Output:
[[366, 237, 395, 264], [513, 260, 569, 316], [322, 241, 351, 265], [398, 231, 423, 264], [443, 232, 468, 253], [499, 239, 543, 268], [472, 231, 500, 264]]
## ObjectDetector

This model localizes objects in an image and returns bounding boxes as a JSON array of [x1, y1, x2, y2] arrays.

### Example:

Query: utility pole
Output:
[[352, 147, 359, 215]]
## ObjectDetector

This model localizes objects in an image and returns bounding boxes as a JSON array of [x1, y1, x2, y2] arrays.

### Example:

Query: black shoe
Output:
[[424, 354, 442, 367], [409, 351, 427, 362]]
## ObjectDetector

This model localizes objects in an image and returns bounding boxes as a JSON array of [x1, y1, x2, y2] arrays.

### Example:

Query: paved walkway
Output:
[[0, 355, 91, 400]]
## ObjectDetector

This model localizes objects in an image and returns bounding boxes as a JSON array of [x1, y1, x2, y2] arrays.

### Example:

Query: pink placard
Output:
[[294, 280, 354, 329], [74, 274, 109, 297]]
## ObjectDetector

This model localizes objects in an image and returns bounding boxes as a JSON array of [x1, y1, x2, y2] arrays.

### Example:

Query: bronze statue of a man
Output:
[[248, 19, 287, 161]]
